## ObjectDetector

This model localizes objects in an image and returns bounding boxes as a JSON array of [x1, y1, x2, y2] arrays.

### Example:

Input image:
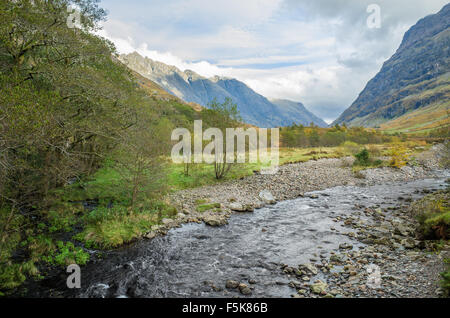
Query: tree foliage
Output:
[[202, 98, 242, 179], [0, 0, 171, 208], [280, 124, 393, 148], [0, 1, 177, 291]]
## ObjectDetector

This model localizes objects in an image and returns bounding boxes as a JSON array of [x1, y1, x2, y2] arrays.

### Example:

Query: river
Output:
[[53, 175, 446, 298]]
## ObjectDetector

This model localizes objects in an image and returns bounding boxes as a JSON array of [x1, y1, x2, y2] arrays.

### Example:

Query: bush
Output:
[[42, 241, 89, 267], [0, 261, 38, 291], [354, 148, 370, 166], [412, 190, 449, 240], [441, 258, 450, 297], [388, 146, 409, 168]]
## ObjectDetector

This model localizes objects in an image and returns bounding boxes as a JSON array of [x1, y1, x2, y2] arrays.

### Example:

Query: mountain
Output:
[[119, 52, 326, 128], [333, 4, 450, 132], [269, 99, 327, 127], [129, 67, 204, 111]]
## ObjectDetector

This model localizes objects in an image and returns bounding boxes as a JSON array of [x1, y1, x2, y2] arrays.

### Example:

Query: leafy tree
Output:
[[202, 98, 241, 179], [0, 0, 177, 291]]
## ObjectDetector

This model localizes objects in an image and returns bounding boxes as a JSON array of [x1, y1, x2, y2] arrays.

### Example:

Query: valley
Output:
[[0, 0, 449, 301]]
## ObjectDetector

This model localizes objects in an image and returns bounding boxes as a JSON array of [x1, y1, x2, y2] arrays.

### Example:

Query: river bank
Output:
[[145, 144, 445, 237], [74, 174, 449, 298], [280, 184, 449, 298], [16, 144, 449, 298]]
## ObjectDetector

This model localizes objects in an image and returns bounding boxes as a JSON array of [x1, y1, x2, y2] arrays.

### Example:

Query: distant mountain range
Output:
[[333, 3, 450, 133], [119, 52, 327, 128], [269, 98, 327, 127]]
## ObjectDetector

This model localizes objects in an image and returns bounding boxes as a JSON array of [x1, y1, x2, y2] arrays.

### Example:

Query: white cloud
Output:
[[97, 0, 448, 120], [98, 28, 234, 78]]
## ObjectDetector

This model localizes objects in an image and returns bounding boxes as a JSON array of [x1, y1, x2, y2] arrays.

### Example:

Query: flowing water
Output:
[[55, 175, 448, 298]]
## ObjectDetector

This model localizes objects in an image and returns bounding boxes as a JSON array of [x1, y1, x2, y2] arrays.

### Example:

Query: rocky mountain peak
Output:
[[120, 51, 327, 128], [333, 3, 450, 128]]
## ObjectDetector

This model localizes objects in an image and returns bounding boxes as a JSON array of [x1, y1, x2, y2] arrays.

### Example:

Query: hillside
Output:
[[270, 99, 327, 127], [333, 3, 450, 130], [119, 52, 327, 128], [130, 68, 204, 111]]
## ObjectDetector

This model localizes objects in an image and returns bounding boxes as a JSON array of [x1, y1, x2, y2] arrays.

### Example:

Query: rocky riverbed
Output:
[[71, 174, 448, 298], [146, 144, 445, 236], [280, 186, 449, 298], [56, 144, 448, 299], [22, 144, 448, 298]]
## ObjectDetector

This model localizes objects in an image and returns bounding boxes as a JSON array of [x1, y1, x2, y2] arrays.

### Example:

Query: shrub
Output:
[[340, 141, 361, 155], [413, 190, 449, 240], [354, 148, 370, 166], [42, 241, 89, 267], [388, 146, 409, 168], [0, 261, 38, 291]]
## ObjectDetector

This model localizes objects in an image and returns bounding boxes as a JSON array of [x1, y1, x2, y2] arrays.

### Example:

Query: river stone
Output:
[[151, 225, 161, 231], [239, 283, 252, 295], [145, 231, 156, 239], [330, 254, 345, 263], [229, 202, 251, 212], [394, 223, 413, 237], [225, 280, 239, 289], [310, 280, 328, 294], [203, 214, 227, 227], [400, 238, 416, 249], [259, 190, 275, 204], [288, 281, 302, 289], [161, 218, 173, 226], [245, 204, 255, 212], [301, 263, 318, 275], [229, 202, 244, 211], [339, 243, 353, 250]]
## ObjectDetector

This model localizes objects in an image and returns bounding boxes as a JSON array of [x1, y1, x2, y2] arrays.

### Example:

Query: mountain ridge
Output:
[[119, 52, 327, 128], [333, 3, 450, 129]]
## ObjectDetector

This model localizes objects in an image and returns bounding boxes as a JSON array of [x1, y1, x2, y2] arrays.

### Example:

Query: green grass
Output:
[[412, 189, 449, 239], [167, 162, 256, 191], [74, 211, 159, 248], [31, 159, 180, 251], [41, 241, 89, 266], [196, 203, 221, 213], [51, 160, 130, 204]]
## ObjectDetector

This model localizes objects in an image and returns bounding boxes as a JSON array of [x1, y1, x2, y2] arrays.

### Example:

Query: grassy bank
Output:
[[409, 186, 450, 296]]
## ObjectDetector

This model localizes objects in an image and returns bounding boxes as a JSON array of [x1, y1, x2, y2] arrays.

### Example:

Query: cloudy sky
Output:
[[97, 0, 448, 123]]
